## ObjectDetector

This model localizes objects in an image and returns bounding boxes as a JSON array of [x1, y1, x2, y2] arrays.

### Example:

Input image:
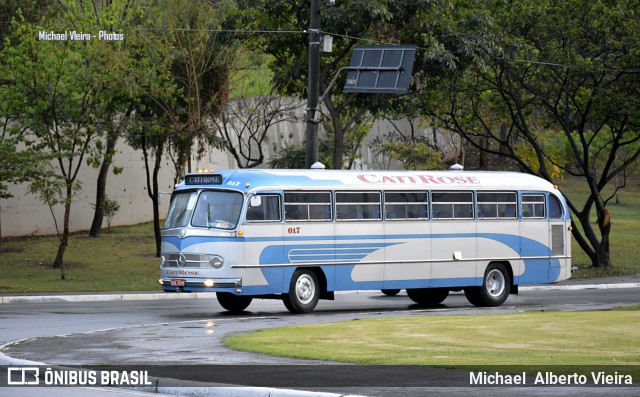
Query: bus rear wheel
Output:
[[381, 289, 401, 296], [464, 263, 511, 307], [406, 288, 449, 306], [217, 292, 252, 313], [283, 269, 320, 314]]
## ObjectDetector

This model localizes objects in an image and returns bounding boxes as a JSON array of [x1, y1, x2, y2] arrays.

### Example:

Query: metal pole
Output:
[[305, 0, 321, 168]]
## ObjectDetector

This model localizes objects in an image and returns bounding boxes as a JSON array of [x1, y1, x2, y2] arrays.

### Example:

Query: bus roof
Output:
[[177, 169, 559, 193]]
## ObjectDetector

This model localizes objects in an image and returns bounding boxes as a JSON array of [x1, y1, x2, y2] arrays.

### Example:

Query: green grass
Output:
[[0, 223, 159, 293], [224, 310, 640, 367]]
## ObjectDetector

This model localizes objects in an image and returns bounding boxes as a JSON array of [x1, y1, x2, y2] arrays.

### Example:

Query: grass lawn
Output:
[[224, 309, 640, 368], [0, 222, 159, 293]]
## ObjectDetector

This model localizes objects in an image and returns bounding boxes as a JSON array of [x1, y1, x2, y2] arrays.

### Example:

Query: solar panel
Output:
[[343, 45, 416, 94]]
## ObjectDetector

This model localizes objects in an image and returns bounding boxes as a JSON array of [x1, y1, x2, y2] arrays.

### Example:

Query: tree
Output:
[[424, 0, 640, 268], [235, 0, 441, 169], [0, 10, 117, 278], [121, 0, 237, 255], [214, 89, 301, 168], [145, 0, 236, 179], [62, 0, 142, 238]]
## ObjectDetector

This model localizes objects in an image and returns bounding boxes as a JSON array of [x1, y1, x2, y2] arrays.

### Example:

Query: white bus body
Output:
[[159, 169, 572, 313]]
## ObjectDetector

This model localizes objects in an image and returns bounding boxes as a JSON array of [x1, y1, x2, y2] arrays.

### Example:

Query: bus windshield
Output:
[[165, 190, 243, 230]]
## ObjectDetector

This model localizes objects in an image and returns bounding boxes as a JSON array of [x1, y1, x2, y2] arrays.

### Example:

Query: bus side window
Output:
[[384, 191, 429, 220], [522, 194, 545, 218], [336, 191, 381, 221], [549, 194, 563, 219], [477, 192, 517, 219], [432, 191, 473, 220], [284, 191, 332, 221], [247, 195, 281, 222]]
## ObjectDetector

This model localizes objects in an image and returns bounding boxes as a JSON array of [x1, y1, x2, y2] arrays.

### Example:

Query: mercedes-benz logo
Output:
[[177, 254, 187, 267]]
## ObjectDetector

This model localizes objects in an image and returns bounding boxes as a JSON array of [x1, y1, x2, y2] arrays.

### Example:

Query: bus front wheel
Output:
[[464, 263, 511, 307], [381, 289, 401, 296], [217, 292, 252, 313], [283, 269, 320, 314], [406, 288, 449, 306]]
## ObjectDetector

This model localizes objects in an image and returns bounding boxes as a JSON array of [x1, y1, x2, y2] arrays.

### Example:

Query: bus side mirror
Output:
[[250, 196, 262, 207]]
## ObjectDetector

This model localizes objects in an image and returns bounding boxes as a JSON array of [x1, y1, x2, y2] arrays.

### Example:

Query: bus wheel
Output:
[[406, 288, 449, 306], [381, 289, 401, 296], [217, 292, 252, 313], [464, 263, 511, 307], [283, 269, 319, 314]]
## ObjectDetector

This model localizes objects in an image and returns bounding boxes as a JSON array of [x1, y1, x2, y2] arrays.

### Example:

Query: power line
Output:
[[3, 19, 639, 75]]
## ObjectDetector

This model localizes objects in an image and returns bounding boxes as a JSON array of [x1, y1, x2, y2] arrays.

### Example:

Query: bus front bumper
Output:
[[160, 277, 242, 292]]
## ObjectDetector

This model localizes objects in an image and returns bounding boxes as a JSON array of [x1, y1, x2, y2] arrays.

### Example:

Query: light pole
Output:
[[305, 0, 321, 168]]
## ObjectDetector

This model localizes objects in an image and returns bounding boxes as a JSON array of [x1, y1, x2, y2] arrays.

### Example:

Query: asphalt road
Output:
[[0, 279, 639, 397]]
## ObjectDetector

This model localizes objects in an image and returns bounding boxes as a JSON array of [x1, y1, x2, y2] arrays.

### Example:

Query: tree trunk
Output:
[[151, 141, 163, 257], [89, 134, 119, 237], [141, 133, 164, 258], [478, 137, 489, 170], [594, 209, 612, 269], [53, 183, 73, 280]]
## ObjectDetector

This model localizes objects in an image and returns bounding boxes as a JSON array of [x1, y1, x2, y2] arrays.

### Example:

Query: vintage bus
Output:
[[159, 168, 572, 314]]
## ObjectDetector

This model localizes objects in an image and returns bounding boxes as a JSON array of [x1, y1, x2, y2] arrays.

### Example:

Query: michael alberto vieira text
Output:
[[470, 371, 633, 386]]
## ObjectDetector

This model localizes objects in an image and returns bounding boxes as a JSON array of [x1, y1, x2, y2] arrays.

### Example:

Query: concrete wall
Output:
[[2, 107, 453, 237]]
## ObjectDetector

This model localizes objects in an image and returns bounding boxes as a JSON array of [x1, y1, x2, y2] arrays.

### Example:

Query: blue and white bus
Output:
[[159, 168, 572, 313]]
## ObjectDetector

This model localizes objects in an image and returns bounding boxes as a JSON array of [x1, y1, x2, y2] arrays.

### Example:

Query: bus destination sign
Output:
[[185, 174, 223, 185]]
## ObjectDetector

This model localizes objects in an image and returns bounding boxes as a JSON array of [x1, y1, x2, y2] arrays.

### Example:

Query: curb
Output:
[[1, 283, 638, 304]]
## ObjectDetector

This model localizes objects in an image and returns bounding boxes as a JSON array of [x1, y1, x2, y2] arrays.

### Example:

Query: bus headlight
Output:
[[209, 255, 224, 269], [204, 279, 215, 287]]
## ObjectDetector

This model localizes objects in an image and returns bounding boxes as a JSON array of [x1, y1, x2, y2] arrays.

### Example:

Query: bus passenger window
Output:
[[432, 192, 473, 220], [522, 194, 545, 218], [477, 192, 517, 219], [549, 194, 563, 219], [284, 191, 332, 221], [247, 195, 281, 222], [384, 192, 428, 220], [336, 191, 381, 221]]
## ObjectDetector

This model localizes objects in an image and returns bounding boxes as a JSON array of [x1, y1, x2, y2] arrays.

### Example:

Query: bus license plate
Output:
[[170, 279, 185, 287]]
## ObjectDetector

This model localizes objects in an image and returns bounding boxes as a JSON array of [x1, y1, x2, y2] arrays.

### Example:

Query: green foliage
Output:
[[91, 196, 120, 233], [268, 139, 333, 169], [418, 0, 640, 268], [378, 139, 444, 170], [0, 139, 59, 199], [234, 0, 465, 169]]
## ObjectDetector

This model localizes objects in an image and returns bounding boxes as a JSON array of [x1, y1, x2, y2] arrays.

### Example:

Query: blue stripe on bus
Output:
[[164, 232, 560, 285]]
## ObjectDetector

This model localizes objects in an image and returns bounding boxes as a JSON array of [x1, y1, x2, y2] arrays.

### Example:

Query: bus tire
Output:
[[217, 292, 252, 313], [283, 269, 320, 314], [464, 263, 511, 307], [406, 288, 449, 306], [381, 289, 401, 296]]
